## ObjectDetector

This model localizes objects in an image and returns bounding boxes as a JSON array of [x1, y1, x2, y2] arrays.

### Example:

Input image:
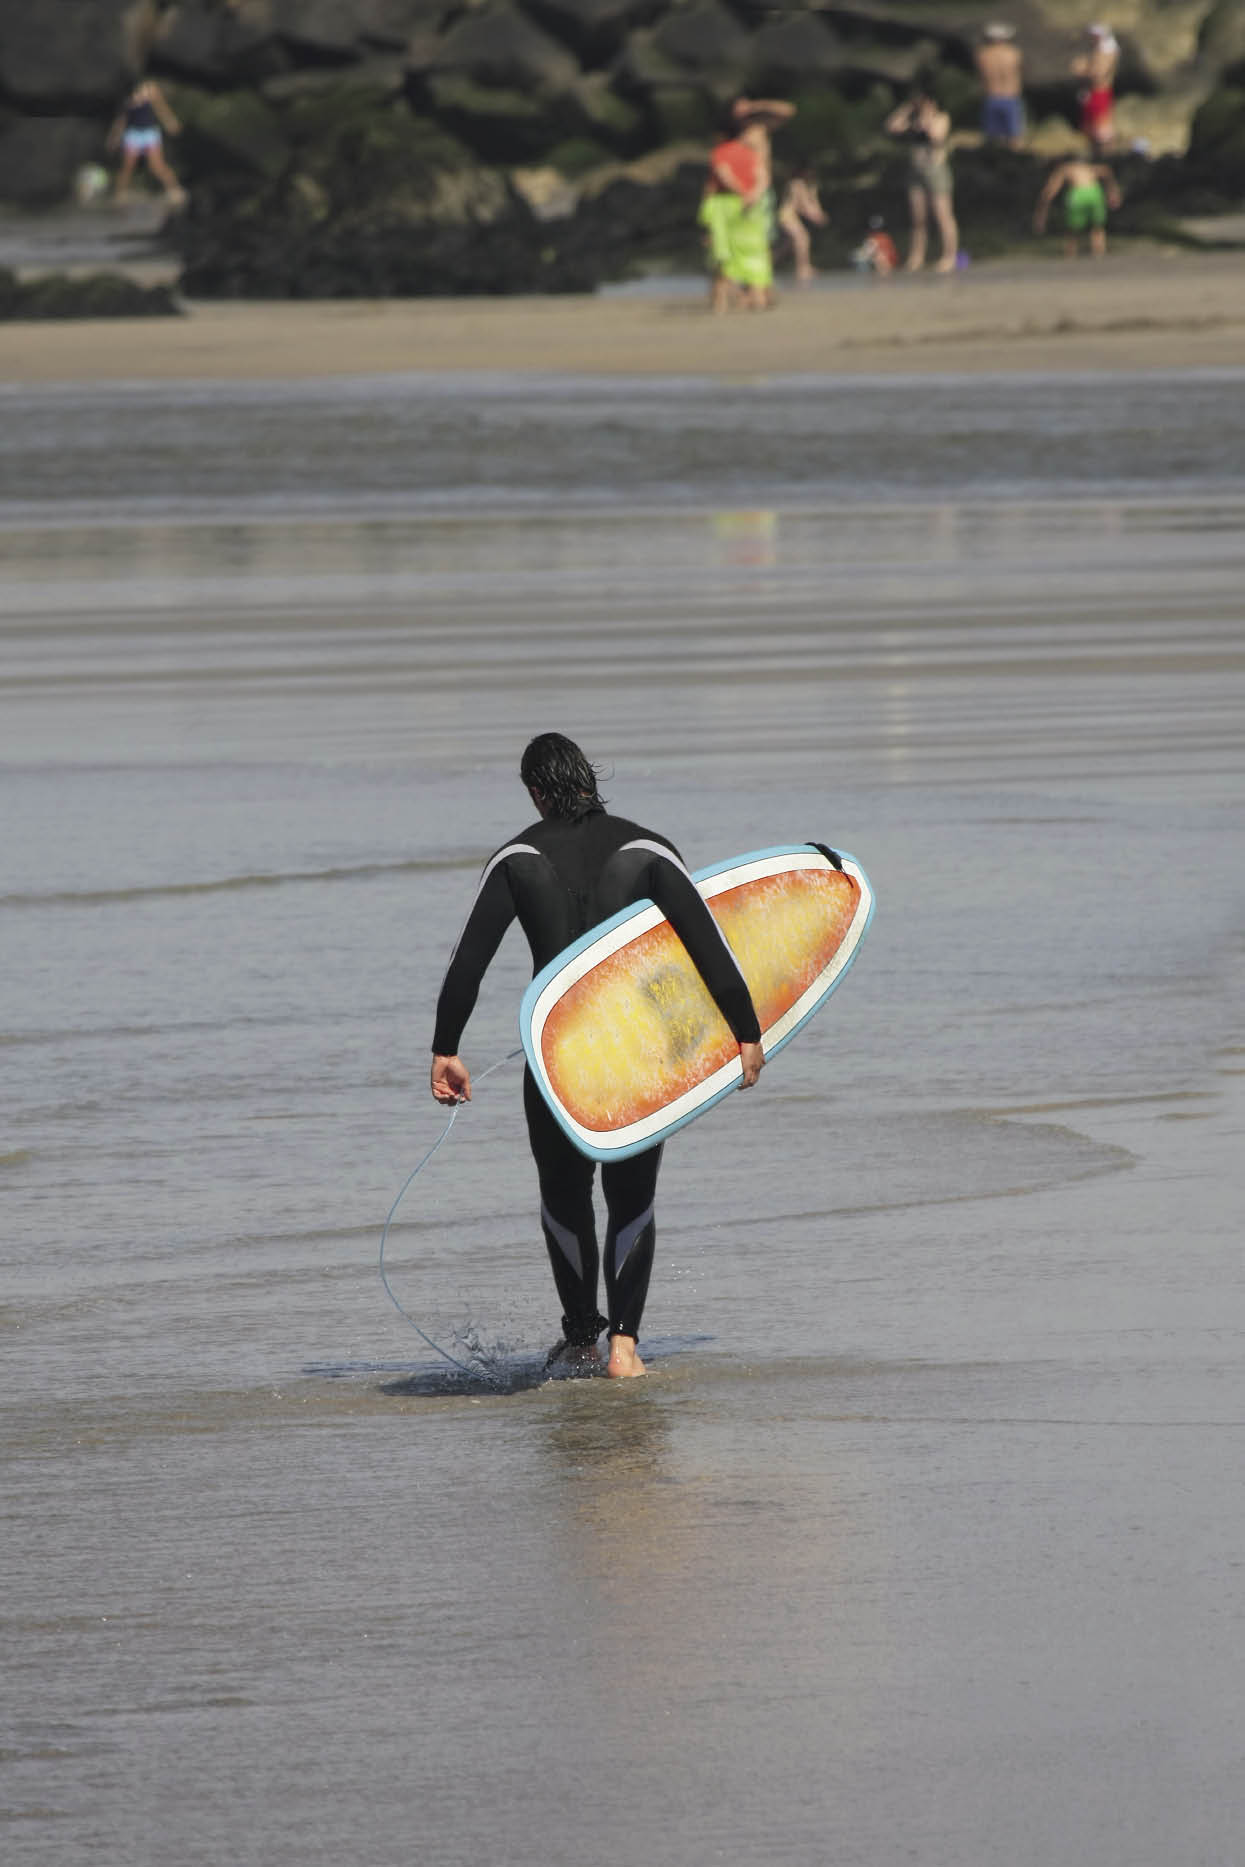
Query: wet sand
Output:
[[2, 249, 1245, 382], [4, 352, 1243, 1862]]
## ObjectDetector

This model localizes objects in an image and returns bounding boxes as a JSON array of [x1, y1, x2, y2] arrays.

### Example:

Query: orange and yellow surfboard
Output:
[[520, 844, 873, 1160]]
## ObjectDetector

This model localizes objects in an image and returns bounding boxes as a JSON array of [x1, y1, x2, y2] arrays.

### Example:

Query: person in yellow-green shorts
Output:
[[698, 177, 774, 312], [1033, 157, 1122, 257]]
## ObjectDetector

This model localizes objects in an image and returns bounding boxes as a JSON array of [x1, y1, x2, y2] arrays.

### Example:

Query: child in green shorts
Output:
[[1033, 158, 1123, 258]]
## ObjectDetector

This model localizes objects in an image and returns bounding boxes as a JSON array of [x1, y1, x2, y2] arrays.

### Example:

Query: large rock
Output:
[[1186, 82, 1245, 188], [270, 0, 364, 60], [0, 0, 156, 107], [1199, 0, 1245, 77], [524, 0, 668, 65], [0, 113, 104, 206], [170, 86, 292, 182], [428, 1, 581, 93], [152, 0, 234, 83], [650, 0, 751, 83], [745, 14, 847, 91], [352, 0, 456, 49], [421, 74, 564, 161], [0, 264, 180, 318], [565, 70, 644, 147], [152, 0, 290, 85]]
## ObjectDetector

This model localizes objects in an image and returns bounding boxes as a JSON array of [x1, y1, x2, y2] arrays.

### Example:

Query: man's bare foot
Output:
[[607, 1334, 646, 1378]]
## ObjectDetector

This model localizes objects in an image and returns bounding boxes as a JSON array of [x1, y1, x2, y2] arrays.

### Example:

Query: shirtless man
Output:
[[1073, 24, 1119, 153], [430, 734, 764, 1378], [1033, 156, 1122, 256], [975, 24, 1025, 149]]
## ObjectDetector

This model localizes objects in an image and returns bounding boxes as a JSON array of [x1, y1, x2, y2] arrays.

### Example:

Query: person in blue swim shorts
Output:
[[975, 25, 1026, 148]]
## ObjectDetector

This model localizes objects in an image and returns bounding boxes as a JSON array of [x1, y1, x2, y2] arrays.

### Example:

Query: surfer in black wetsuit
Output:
[[431, 733, 764, 1378]]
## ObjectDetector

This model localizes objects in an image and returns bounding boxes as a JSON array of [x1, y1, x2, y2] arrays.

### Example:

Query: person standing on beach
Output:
[[730, 95, 795, 208], [975, 24, 1026, 149], [706, 102, 791, 310], [1073, 24, 1119, 153], [1033, 156, 1122, 256], [885, 90, 959, 273], [699, 171, 743, 313], [777, 165, 829, 284], [107, 79, 186, 207], [430, 733, 765, 1378]]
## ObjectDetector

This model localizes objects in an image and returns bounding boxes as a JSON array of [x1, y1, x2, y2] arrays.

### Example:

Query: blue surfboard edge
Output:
[[519, 842, 874, 1163]]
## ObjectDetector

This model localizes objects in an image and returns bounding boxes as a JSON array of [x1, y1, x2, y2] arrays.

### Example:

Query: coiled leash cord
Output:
[[378, 1047, 525, 1377]]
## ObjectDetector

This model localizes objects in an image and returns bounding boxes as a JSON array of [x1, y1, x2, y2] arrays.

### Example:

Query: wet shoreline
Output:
[[2, 248, 1245, 383]]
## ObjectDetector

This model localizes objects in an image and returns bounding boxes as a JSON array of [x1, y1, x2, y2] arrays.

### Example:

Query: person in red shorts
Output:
[[1073, 24, 1119, 153]]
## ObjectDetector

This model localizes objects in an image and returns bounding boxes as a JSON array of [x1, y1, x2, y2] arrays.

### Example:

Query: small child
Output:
[[852, 217, 899, 275], [1033, 157, 1122, 257], [777, 165, 828, 284]]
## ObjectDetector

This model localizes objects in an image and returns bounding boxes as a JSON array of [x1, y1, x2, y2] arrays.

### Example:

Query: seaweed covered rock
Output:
[[0, 263, 181, 318], [172, 179, 594, 294], [170, 138, 711, 295], [1184, 83, 1245, 194]]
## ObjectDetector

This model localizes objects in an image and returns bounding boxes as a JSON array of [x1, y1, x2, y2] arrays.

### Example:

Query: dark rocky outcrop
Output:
[[1, 0, 1242, 292], [0, 261, 180, 317], [0, 0, 156, 108]]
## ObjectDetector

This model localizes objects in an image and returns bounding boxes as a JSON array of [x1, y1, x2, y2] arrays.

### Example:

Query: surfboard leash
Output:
[[378, 1045, 525, 1378]]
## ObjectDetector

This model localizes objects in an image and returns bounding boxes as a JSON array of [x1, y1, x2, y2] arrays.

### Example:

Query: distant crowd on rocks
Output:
[[698, 24, 1138, 311], [2, 0, 1244, 305]]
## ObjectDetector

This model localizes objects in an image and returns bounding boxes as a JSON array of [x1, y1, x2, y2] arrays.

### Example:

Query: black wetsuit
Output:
[[432, 807, 761, 1345]]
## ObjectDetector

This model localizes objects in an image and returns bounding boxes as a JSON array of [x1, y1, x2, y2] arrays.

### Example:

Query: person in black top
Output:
[[431, 733, 764, 1377], [107, 80, 185, 207]]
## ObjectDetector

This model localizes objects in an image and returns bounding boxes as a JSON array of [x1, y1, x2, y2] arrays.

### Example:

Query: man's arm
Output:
[[643, 851, 764, 1086], [429, 857, 517, 1097]]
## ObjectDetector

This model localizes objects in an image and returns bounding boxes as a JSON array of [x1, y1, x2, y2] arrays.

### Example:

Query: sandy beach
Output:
[[3, 248, 1245, 382]]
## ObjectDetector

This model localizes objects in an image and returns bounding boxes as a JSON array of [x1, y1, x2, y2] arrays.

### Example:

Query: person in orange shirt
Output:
[[853, 217, 899, 275]]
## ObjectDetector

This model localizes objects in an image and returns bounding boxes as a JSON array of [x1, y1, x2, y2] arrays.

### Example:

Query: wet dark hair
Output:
[[520, 732, 606, 820]]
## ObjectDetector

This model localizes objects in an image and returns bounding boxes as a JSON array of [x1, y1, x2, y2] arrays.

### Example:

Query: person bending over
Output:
[[1033, 156, 1122, 256], [430, 733, 764, 1378]]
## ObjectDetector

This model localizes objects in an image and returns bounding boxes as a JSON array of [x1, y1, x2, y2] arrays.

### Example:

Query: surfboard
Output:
[[519, 843, 873, 1162]]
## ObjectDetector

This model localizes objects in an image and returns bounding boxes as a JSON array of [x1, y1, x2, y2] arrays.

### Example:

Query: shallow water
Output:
[[3, 371, 1243, 1865]]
